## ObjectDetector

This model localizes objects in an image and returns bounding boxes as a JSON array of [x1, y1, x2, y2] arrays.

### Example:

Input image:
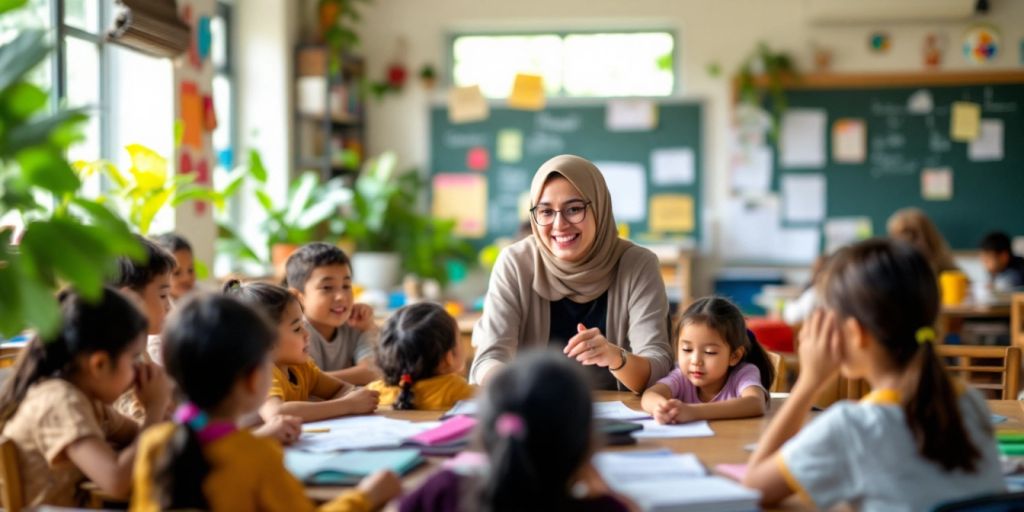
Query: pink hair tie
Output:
[[495, 412, 526, 439]]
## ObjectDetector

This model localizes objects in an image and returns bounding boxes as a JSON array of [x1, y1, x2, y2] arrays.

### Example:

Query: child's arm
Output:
[[251, 414, 303, 445], [640, 383, 673, 413], [260, 388, 380, 424], [660, 387, 768, 423], [324, 360, 380, 387]]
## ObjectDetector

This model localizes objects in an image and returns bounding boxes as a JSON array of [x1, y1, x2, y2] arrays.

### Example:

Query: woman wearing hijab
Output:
[[469, 155, 674, 392]]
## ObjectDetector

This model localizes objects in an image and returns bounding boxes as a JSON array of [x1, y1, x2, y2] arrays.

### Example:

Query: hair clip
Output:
[[400, 373, 413, 386], [915, 326, 936, 345], [173, 402, 209, 430], [495, 412, 526, 439]]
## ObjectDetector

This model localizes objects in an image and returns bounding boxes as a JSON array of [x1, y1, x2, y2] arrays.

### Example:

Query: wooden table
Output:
[[937, 303, 1012, 345]]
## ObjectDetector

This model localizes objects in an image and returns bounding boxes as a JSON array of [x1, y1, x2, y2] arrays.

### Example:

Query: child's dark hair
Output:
[[678, 296, 776, 391], [154, 232, 193, 254], [222, 279, 299, 324], [477, 350, 593, 512], [979, 231, 1011, 254], [154, 294, 276, 509], [110, 234, 177, 292], [284, 242, 351, 291], [376, 302, 457, 410], [0, 287, 147, 425], [820, 238, 980, 472]]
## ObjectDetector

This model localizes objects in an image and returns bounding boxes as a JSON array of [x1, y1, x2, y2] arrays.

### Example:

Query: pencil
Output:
[[303, 427, 331, 434]]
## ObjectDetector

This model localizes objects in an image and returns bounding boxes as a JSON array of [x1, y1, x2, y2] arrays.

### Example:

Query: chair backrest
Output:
[[765, 351, 788, 393], [0, 436, 24, 512], [932, 491, 1024, 511], [1012, 293, 1024, 350], [936, 344, 1021, 400]]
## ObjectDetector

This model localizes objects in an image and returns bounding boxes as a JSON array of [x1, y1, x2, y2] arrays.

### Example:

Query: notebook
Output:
[[612, 477, 760, 512], [402, 415, 477, 456], [284, 448, 423, 486]]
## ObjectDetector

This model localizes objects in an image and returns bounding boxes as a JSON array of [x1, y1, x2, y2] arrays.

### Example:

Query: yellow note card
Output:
[[649, 194, 694, 233], [497, 129, 523, 163], [448, 85, 489, 124], [507, 73, 545, 111], [950, 101, 981, 141], [432, 173, 487, 238]]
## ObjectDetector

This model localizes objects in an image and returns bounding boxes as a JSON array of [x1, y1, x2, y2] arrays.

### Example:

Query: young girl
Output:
[[154, 232, 196, 301], [744, 239, 1005, 510], [366, 302, 474, 410], [0, 287, 170, 507], [223, 280, 379, 423], [399, 350, 629, 512], [130, 294, 401, 511], [641, 297, 775, 424]]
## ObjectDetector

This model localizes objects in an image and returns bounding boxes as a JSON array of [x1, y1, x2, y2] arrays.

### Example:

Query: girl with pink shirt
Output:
[[641, 297, 775, 423]]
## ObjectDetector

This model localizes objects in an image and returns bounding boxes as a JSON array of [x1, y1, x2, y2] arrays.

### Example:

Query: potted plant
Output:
[[735, 42, 798, 142]]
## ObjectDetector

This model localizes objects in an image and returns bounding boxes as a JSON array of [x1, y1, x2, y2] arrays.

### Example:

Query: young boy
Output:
[[979, 231, 1024, 291], [285, 242, 381, 385], [154, 232, 196, 300]]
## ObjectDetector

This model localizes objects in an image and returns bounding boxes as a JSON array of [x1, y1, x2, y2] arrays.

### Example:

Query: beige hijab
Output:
[[527, 155, 633, 302]]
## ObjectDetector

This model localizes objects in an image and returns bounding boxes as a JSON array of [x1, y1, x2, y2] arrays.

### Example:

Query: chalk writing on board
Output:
[[928, 130, 952, 153], [445, 132, 488, 149], [494, 166, 530, 192], [525, 131, 566, 155], [983, 87, 1018, 113], [870, 100, 904, 117], [535, 112, 582, 133]]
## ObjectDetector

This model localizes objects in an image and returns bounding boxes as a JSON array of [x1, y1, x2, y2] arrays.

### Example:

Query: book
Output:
[[284, 448, 423, 486], [612, 476, 760, 512], [402, 415, 477, 456]]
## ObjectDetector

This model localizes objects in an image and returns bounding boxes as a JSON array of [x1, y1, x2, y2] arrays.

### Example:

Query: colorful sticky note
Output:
[[950, 101, 981, 141], [194, 160, 209, 215], [832, 118, 866, 163], [467, 147, 489, 171], [197, 16, 212, 61], [921, 167, 953, 200], [507, 73, 545, 111], [432, 173, 487, 238], [180, 81, 203, 150], [496, 129, 522, 163], [649, 194, 694, 233], [202, 95, 217, 131], [178, 151, 192, 176], [448, 85, 489, 124]]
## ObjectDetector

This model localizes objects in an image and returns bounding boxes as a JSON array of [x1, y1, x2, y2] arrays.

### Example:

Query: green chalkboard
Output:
[[429, 102, 703, 248], [768, 78, 1024, 249]]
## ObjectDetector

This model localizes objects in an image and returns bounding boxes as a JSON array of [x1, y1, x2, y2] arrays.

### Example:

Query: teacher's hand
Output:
[[564, 323, 620, 367]]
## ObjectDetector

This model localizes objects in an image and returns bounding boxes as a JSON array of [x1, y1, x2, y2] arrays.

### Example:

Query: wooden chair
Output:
[[1012, 292, 1024, 349], [0, 437, 24, 512], [936, 344, 1021, 400], [766, 351, 789, 392]]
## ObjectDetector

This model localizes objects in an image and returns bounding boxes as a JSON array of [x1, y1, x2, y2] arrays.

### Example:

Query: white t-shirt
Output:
[[779, 388, 1005, 511], [304, 320, 377, 372]]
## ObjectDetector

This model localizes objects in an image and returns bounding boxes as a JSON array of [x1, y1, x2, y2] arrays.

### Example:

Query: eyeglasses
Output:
[[530, 201, 591, 227]]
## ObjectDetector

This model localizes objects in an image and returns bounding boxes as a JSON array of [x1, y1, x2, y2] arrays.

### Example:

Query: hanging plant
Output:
[[735, 42, 798, 142], [318, 0, 372, 75]]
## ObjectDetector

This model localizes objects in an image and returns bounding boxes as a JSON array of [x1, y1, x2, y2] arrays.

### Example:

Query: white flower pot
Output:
[[351, 252, 401, 292]]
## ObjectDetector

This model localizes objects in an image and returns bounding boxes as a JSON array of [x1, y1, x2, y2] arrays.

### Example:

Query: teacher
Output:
[[469, 155, 673, 392]]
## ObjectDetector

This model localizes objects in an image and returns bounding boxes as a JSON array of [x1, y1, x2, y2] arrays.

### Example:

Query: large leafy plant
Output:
[[0, 3, 142, 337], [735, 42, 797, 142]]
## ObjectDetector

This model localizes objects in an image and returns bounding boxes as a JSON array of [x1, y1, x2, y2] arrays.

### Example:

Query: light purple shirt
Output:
[[656, 362, 765, 403]]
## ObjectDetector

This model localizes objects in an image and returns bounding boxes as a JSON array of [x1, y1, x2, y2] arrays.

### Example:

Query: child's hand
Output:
[[797, 309, 844, 387], [135, 361, 171, 416], [340, 387, 380, 414], [654, 399, 685, 424], [255, 414, 303, 445], [347, 303, 377, 332], [356, 470, 401, 509]]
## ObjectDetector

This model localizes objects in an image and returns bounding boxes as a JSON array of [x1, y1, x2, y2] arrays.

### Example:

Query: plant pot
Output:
[[271, 243, 301, 279], [351, 252, 401, 292]]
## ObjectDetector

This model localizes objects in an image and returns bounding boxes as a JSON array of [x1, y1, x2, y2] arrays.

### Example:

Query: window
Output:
[[451, 31, 675, 98]]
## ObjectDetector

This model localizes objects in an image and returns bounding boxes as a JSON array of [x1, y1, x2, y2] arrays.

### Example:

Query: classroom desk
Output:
[[937, 303, 1012, 345]]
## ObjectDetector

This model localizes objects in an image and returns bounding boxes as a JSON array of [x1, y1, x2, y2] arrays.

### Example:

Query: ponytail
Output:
[[395, 372, 415, 410], [679, 297, 775, 392], [153, 423, 209, 509], [376, 303, 458, 410], [743, 329, 776, 392]]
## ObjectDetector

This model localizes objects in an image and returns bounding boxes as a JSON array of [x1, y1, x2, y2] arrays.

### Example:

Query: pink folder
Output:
[[408, 415, 477, 446]]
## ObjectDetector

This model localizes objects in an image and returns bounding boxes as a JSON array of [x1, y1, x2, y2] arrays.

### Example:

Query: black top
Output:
[[549, 291, 619, 390]]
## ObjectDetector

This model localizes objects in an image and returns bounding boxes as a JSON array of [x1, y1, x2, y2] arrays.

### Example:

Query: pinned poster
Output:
[[950, 101, 981, 141], [467, 147, 489, 171], [448, 85, 489, 124], [432, 173, 487, 238], [780, 109, 826, 168], [507, 73, 545, 111], [496, 129, 522, 163], [832, 119, 866, 163], [722, 196, 779, 261], [968, 119, 1003, 161], [731, 145, 772, 193], [197, 16, 212, 61], [649, 194, 694, 233], [202, 95, 217, 131], [606, 99, 658, 131], [921, 167, 953, 201], [594, 161, 646, 223], [650, 147, 694, 186], [781, 174, 826, 223], [180, 81, 203, 149], [824, 217, 873, 253], [776, 228, 821, 264]]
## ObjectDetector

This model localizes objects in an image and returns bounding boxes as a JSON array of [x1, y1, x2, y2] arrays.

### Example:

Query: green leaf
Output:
[[220, 173, 246, 200], [4, 109, 88, 154], [0, 30, 49, 92], [18, 269, 60, 338], [248, 149, 268, 183], [194, 258, 209, 280], [19, 219, 109, 299], [2, 81, 47, 120], [137, 188, 173, 235], [17, 147, 81, 195], [284, 172, 319, 225], [254, 189, 275, 213], [171, 187, 218, 206], [67, 198, 144, 260], [0, 0, 29, 17]]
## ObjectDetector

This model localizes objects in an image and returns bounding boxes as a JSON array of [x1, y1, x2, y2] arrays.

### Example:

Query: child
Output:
[[110, 234, 176, 366], [979, 231, 1024, 291], [399, 350, 629, 512], [887, 207, 959, 274], [0, 287, 170, 507], [285, 242, 380, 385], [366, 303, 474, 410], [154, 232, 197, 300], [223, 280, 380, 423], [744, 239, 1005, 510], [641, 297, 775, 424], [130, 294, 401, 511]]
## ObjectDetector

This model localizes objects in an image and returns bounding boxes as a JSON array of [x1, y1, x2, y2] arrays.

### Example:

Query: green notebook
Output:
[[285, 448, 424, 486]]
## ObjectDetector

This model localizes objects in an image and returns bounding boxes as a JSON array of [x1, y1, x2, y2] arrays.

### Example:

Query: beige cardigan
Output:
[[469, 238, 674, 390]]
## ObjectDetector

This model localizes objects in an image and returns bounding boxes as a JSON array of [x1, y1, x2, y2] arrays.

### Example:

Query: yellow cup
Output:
[[939, 270, 968, 306]]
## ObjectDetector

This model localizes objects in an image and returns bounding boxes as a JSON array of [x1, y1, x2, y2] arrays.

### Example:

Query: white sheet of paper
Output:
[[631, 419, 714, 439], [650, 147, 694, 185], [606, 99, 657, 131], [595, 161, 647, 222], [594, 450, 706, 483], [592, 401, 651, 421], [293, 416, 438, 453], [824, 217, 873, 253], [921, 167, 953, 201], [722, 196, 780, 261], [611, 477, 760, 511], [732, 145, 772, 193], [968, 119, 1004, 161], [832, 119, 867, 163], [442, 399, 478, 419], [780, 109, 827, 168], [775, 228, 821, 264], [782, 174, 826, 223]]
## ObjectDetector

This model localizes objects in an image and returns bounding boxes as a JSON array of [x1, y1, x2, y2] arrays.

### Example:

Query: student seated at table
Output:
[[224, 280, 379, 423], [154, 232, 198, 301], [366, 302, 474, 411], [131, 294, 400, 511], [641, 296, 774, 423], [979, 231, 1024, 291], [744, 239, 1005, 511], [399, 350, 630, 512]]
